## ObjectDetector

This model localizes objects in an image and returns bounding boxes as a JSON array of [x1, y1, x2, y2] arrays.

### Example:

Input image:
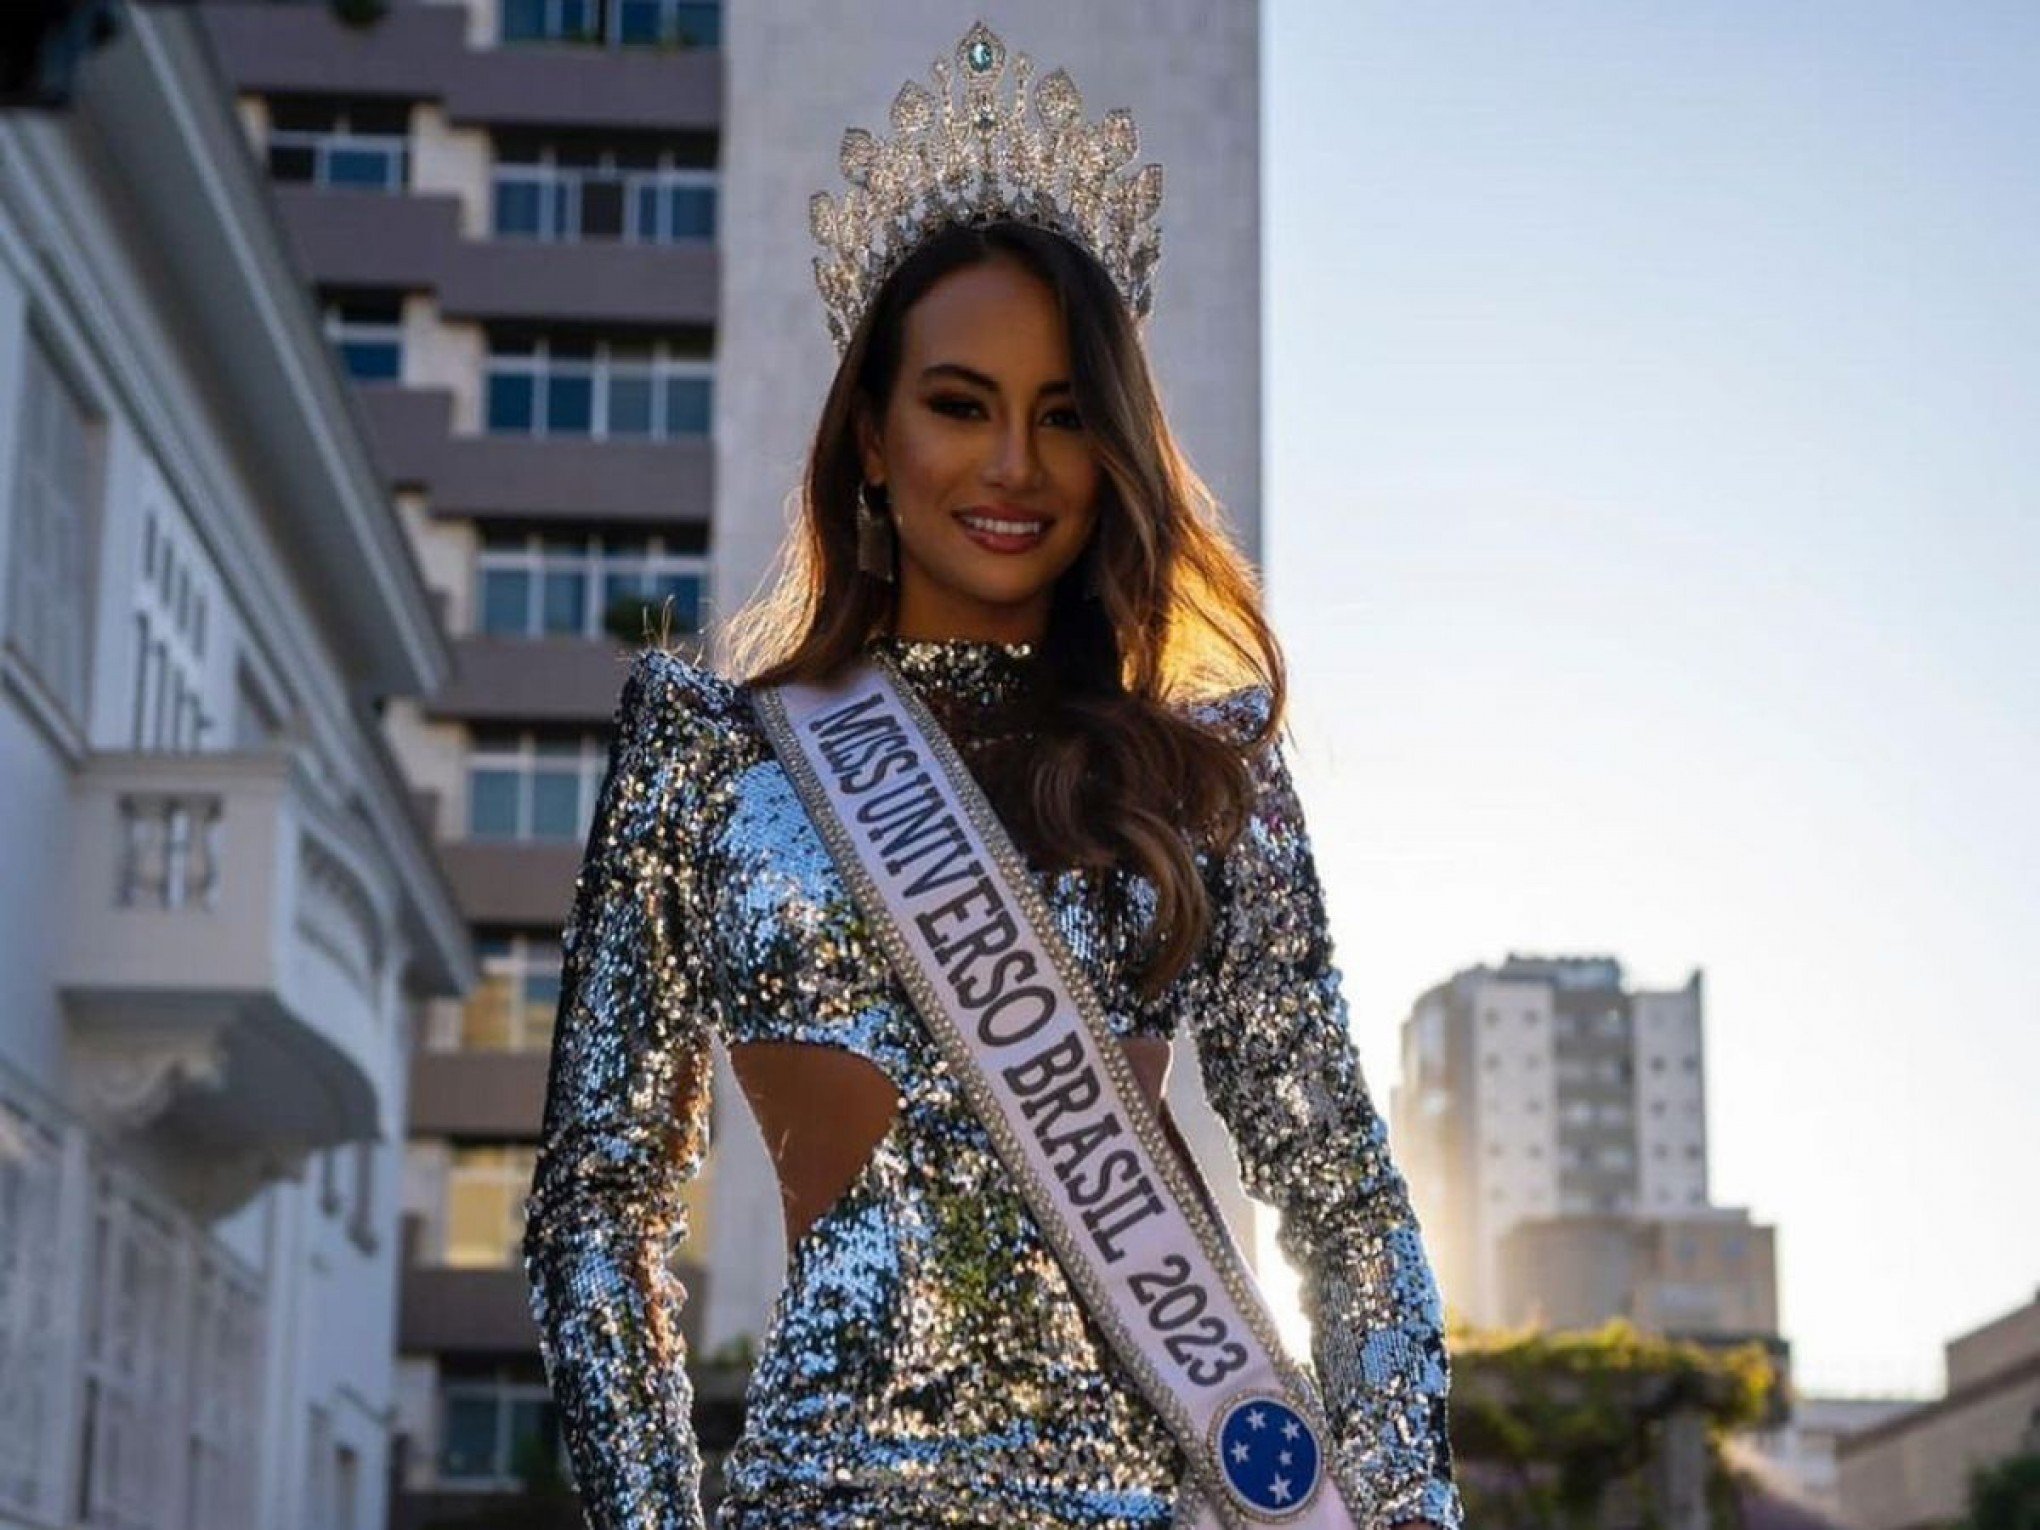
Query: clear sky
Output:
[[1254, 3, 2040, 1397]]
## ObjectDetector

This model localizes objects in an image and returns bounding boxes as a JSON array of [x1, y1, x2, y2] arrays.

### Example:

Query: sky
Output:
[[1254, 2, 2040, 1397]]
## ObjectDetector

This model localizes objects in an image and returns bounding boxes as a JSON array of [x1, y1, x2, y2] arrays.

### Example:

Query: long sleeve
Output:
[[1187, 688, 1463, 1530], [522, 650, 724, 1530]]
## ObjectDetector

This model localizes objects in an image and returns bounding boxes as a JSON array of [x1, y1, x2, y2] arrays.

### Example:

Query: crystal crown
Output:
[[809, 20, 1165, 355]]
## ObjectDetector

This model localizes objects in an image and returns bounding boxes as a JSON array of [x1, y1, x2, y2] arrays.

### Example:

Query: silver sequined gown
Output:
[[522, 636, 1463, 1530]]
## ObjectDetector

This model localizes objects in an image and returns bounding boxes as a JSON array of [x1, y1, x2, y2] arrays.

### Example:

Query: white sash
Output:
[[753, 654, 1367, 1529]]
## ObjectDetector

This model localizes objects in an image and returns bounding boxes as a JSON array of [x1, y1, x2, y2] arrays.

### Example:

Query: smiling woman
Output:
[[853, 257, 1101, 642], [521, 20, 1464, 1530]]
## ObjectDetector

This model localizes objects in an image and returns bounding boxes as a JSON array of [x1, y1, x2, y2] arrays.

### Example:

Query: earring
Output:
[[1082, 541, 1106, 600], [856, 481, 896, 583]]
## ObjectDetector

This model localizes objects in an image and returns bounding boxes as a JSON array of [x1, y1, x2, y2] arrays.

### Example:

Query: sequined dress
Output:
[[521, 636, 1463, 1530]]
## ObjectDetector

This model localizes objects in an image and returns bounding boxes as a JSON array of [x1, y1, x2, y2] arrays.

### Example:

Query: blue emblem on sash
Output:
[[1214, 1391, 1322, 1517]]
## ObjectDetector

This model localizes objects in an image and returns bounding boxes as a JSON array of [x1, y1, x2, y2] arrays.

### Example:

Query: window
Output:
[[8, 330, 103, 723], [332, 1444, 359, 1530], [441, 1373, 564, 1485], [500, 0, 720, 47], [456, 934, 564, 1052], [486, 338, 713, 440], [304, 1404, 332, 1530], [267, 99, 410, 192], [477, 530, 708, 639], [131, 504, 214, 751], [611, 0, 720, 45], [467, 731, 608, 841], [347, 1141, 378, 1253], [493, 151, 717, 245], [446, 1146, 539, 1269], [323, 293, 404, 382]]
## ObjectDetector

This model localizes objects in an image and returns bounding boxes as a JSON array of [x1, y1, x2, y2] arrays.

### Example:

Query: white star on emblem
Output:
[[1282, 1417, 1301, 1441], [1269, 1474, 1293, 1503], [1279, 1449, 1292, 1466], [1247, 1407, 1267, 1430], [1230, 1441, 1249, 1464]]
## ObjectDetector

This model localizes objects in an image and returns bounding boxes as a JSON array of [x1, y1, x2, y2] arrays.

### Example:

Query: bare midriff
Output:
[[729, 1036, 1177, 1255]]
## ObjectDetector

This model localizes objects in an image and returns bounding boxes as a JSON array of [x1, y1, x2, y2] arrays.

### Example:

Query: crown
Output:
[[808, 20, 1165, 355]]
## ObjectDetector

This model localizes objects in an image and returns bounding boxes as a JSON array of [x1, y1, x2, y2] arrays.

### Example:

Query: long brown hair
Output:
[[712, 219, 1287, 998]]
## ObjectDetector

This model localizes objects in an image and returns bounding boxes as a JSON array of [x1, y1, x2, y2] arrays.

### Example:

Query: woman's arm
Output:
[[1187, 688, 1463, 1530], [522, 650, 724, 1530]]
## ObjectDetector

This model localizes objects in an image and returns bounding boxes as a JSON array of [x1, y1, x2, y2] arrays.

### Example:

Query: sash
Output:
[[753, 654, 1368, 1529]]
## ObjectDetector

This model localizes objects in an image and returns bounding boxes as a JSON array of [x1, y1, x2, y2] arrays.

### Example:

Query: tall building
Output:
[[0, 7, 471, 1528], [193, 0, 1264, 1521], [1390, 953, 1780, 1351]]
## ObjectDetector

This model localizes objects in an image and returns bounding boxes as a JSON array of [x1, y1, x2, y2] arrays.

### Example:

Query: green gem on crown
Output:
[[967, 39, 994, 71]]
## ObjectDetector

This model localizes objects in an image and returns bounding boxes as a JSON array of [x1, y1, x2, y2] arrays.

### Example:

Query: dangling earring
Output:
[[1081, 540, 1106, 600], [856, 481, 896, 583]]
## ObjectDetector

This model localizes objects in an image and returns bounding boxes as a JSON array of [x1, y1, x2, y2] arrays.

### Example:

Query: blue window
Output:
[[667, 183, 715, 239], [530, 770, 581, 839], [494, 180, 547, 237], [327, 146, 400, 190], [339, 340, 401, 382], [663, 376, 711, 436], [546, 374, 593, 434], [540, 570, 585, 635], [652, 571, 702, 631], [469, 771, 520, 838], [674, 2, 719, 45], [481, 569, 530, 635], [487, 373, 536, 433], [499, 0, 545, 40], [615, 0, 662, 44], [608, 375, 655, 436]]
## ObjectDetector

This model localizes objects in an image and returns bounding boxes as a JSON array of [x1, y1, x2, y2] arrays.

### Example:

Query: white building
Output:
[[0, 9, 470, 1529], [1389, 954, 1777, 1343]]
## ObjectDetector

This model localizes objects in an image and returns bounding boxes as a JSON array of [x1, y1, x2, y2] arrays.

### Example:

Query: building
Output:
[[1389, 953, 1781, 1351], [1740, 1395, 1923, 1526], [1836, 1290, 2040, 1530], [0, 6, 471, 1528], [192, 0, 1265, 1520]]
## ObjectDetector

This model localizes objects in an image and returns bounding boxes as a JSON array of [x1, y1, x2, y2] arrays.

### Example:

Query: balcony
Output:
[[439, 837, 583, 926], [199, 3, 722, 133], [55, 747, 392, 1216], [398, 1256, 710, 1354], [353, 384, 715, 522], [409, 1048, 548, 1138], [425, 634, 701, 725], [272, 184, 720, 328]]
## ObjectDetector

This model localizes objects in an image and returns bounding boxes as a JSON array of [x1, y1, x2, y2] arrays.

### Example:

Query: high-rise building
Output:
[[192, 1, 1264, 1521], [1390, 953, 1779, 1349]]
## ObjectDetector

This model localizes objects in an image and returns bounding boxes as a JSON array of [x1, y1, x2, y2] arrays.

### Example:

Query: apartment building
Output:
[[0, 7, 471, 1528], [1390, 953, 1782, 1354], [192, 0, 1266, 1522]]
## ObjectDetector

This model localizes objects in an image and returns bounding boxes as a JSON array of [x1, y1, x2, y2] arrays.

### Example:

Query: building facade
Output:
[[1389, 953, 1780, 1350], [0, 7, 471, 1528], [193, 0, 1265, 1521], [1836, 1291, 2040, 1530]]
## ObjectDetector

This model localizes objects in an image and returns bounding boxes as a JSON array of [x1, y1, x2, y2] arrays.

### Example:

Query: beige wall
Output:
[[1839, 1369, 2040, 1530], [408, 102, 493, 238]]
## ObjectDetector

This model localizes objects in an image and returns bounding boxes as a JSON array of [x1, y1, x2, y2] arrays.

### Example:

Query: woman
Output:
[[522, 23, 1461, 1530]]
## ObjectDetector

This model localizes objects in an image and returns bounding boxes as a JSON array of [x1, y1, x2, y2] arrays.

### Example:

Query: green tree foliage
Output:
[[1447, 1317, 1777, 1529], [1965, 1452, 2040, 1530]]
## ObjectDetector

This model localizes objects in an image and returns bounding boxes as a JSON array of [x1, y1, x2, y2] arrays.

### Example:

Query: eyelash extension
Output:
[[928, 395, 1084, 428]]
